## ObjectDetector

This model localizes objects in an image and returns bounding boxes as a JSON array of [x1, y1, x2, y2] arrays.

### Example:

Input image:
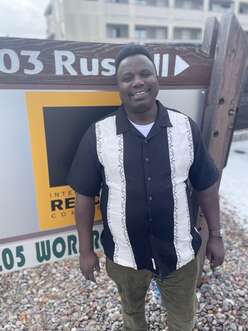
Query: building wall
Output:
[[45, 0, 248, 43]]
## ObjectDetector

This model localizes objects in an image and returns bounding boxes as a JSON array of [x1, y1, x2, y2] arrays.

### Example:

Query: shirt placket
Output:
[[142, 137, 158, 272]]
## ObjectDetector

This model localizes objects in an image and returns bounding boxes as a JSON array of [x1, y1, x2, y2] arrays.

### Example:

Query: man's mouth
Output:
[[135, 90, 146, 96], [131, 89, 150, 98]]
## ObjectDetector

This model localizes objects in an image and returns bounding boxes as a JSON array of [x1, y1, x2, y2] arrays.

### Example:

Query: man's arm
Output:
[[75, 193, 100, 282], [196, 183, 225, 268]]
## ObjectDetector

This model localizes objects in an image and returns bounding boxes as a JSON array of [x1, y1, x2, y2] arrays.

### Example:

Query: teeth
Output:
[[135, 91, 145, 95]]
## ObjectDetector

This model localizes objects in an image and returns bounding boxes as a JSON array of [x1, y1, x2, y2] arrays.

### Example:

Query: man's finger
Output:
[[206, 250, 211, 261], [210, 260, 216, 269], [211, 256, 221, 269], [95, 261, 100, 272], [88, 272, 96, 283], [214, 257, 224, 268]]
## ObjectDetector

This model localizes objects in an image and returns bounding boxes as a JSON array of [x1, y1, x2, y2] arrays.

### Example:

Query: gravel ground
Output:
[[0, 209, 247, 331]]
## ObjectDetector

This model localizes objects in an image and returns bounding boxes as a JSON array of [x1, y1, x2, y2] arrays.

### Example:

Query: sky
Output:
[[0, 0, 50, 39]]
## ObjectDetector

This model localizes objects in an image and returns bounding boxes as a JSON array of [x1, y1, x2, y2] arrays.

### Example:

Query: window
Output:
[[135, 0, 147, 4], [135, 28, 147, 39], [135, 0, 168, 6], [106, 24, 129, 38], [175, 0, 203, 10], [44, 4, 53, 16], [239, 2, 248, 14], [174, 27, 202, 41], [135, 26, 168, 40], [209, 0, 233, 12], [48, 33, 55, 40], [108, 0, 128, 3]]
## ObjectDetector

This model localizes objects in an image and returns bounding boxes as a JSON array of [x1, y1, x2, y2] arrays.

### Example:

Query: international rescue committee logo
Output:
[[26, 91, 120, 230]]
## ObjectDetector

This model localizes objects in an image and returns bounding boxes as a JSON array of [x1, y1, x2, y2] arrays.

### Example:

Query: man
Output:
[[68, 44, 225, 331]]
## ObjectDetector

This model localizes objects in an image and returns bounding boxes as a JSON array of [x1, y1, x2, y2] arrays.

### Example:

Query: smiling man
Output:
[[68, 44, 225, 331]]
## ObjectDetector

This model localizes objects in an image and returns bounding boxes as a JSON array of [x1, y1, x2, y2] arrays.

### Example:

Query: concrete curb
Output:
[[232, 129, 248, 142]]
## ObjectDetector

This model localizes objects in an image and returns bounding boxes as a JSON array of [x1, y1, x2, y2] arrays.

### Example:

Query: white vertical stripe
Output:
[[167, 111, 195, 269], [96, 117, 137, 269]]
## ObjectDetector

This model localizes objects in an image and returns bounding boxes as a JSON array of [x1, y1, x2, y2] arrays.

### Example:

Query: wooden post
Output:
[[201, 16, 219, 58], [197, 13, 248, 286]]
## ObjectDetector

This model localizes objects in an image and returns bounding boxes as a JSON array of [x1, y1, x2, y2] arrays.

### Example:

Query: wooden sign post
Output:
[[196, 13, 248, 284]]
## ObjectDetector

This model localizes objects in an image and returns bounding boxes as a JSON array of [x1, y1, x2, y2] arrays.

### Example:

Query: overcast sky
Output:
[[0, 0, 50, 39]]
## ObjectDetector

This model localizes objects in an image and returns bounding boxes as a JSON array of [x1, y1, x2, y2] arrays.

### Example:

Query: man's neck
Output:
[[125, 103, 158, 125]]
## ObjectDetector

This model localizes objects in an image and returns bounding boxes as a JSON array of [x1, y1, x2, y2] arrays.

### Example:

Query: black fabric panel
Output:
[[186, 181, 198, 229], [123, 130, 152, 269], [150, 234, 178, 278], [148, 128, 177, 275], [101, 221, 115, 261], [67, 124, 102, 196], [191, 229, 202, 256], [124, 124, 177, 273], [100, 175, 115, 261], [189, 118, 219, 191]]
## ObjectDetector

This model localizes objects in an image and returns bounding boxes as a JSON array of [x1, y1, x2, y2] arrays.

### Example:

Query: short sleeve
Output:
[[189, 119, 219, 191], [67, 124, 102, 196]]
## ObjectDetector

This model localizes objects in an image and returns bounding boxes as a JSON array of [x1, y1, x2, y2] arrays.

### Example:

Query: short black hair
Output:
[[115, 44, 154, 73]]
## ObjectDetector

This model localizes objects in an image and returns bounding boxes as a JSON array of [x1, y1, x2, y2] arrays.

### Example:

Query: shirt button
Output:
[[149, 196, 152, 201], [144, 140, 148, 144], [145, 157, 149, 162], [147, 177, 151, 181]]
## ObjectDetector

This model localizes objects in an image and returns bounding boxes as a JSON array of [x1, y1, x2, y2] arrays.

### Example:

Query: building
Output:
[[45, 0, 248, 43]]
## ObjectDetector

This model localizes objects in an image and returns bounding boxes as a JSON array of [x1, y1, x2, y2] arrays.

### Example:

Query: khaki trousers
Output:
[[106, 257, 198, 331]]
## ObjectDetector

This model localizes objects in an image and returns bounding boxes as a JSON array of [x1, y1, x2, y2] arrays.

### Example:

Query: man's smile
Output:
[[130, 89, 150, 99]]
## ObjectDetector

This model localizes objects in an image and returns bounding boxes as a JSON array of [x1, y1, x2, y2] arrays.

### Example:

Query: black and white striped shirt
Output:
[[68, 101, 219, 277]]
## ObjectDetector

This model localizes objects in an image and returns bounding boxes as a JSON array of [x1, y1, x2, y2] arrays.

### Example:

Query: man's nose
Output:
[[132, 75, 144, 87]]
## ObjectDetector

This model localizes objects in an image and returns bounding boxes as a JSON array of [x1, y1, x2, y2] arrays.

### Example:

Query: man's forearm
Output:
[[196, 183, 221, 234], [197, 183, 225, 267], [75, 194, 95, 255]]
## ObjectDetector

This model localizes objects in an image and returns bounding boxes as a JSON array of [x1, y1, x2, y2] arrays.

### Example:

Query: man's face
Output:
[[116, 54, 159, 113]]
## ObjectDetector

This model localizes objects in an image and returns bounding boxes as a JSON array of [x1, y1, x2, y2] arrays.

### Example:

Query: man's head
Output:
[[115, 44, 159, 115]]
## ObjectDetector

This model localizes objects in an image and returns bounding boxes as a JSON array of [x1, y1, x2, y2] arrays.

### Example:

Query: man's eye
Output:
[[141, 71, 152, 77], [122, 75, 133, 82]]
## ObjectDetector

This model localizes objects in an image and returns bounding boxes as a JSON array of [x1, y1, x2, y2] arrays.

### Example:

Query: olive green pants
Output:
[[106, 257, 198, 331]]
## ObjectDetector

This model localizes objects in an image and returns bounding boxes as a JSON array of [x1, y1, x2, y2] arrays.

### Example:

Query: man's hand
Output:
[[74, 194, 99, 283], [79, 251, 100, 283], [206, 236, 225, 269]]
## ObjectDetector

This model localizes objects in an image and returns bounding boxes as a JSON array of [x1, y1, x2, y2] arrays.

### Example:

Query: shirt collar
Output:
[[116, 100, 172, 135]]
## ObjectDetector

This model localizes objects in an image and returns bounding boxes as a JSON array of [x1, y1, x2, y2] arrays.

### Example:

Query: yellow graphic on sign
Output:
[[26, 91, 120, 230]]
